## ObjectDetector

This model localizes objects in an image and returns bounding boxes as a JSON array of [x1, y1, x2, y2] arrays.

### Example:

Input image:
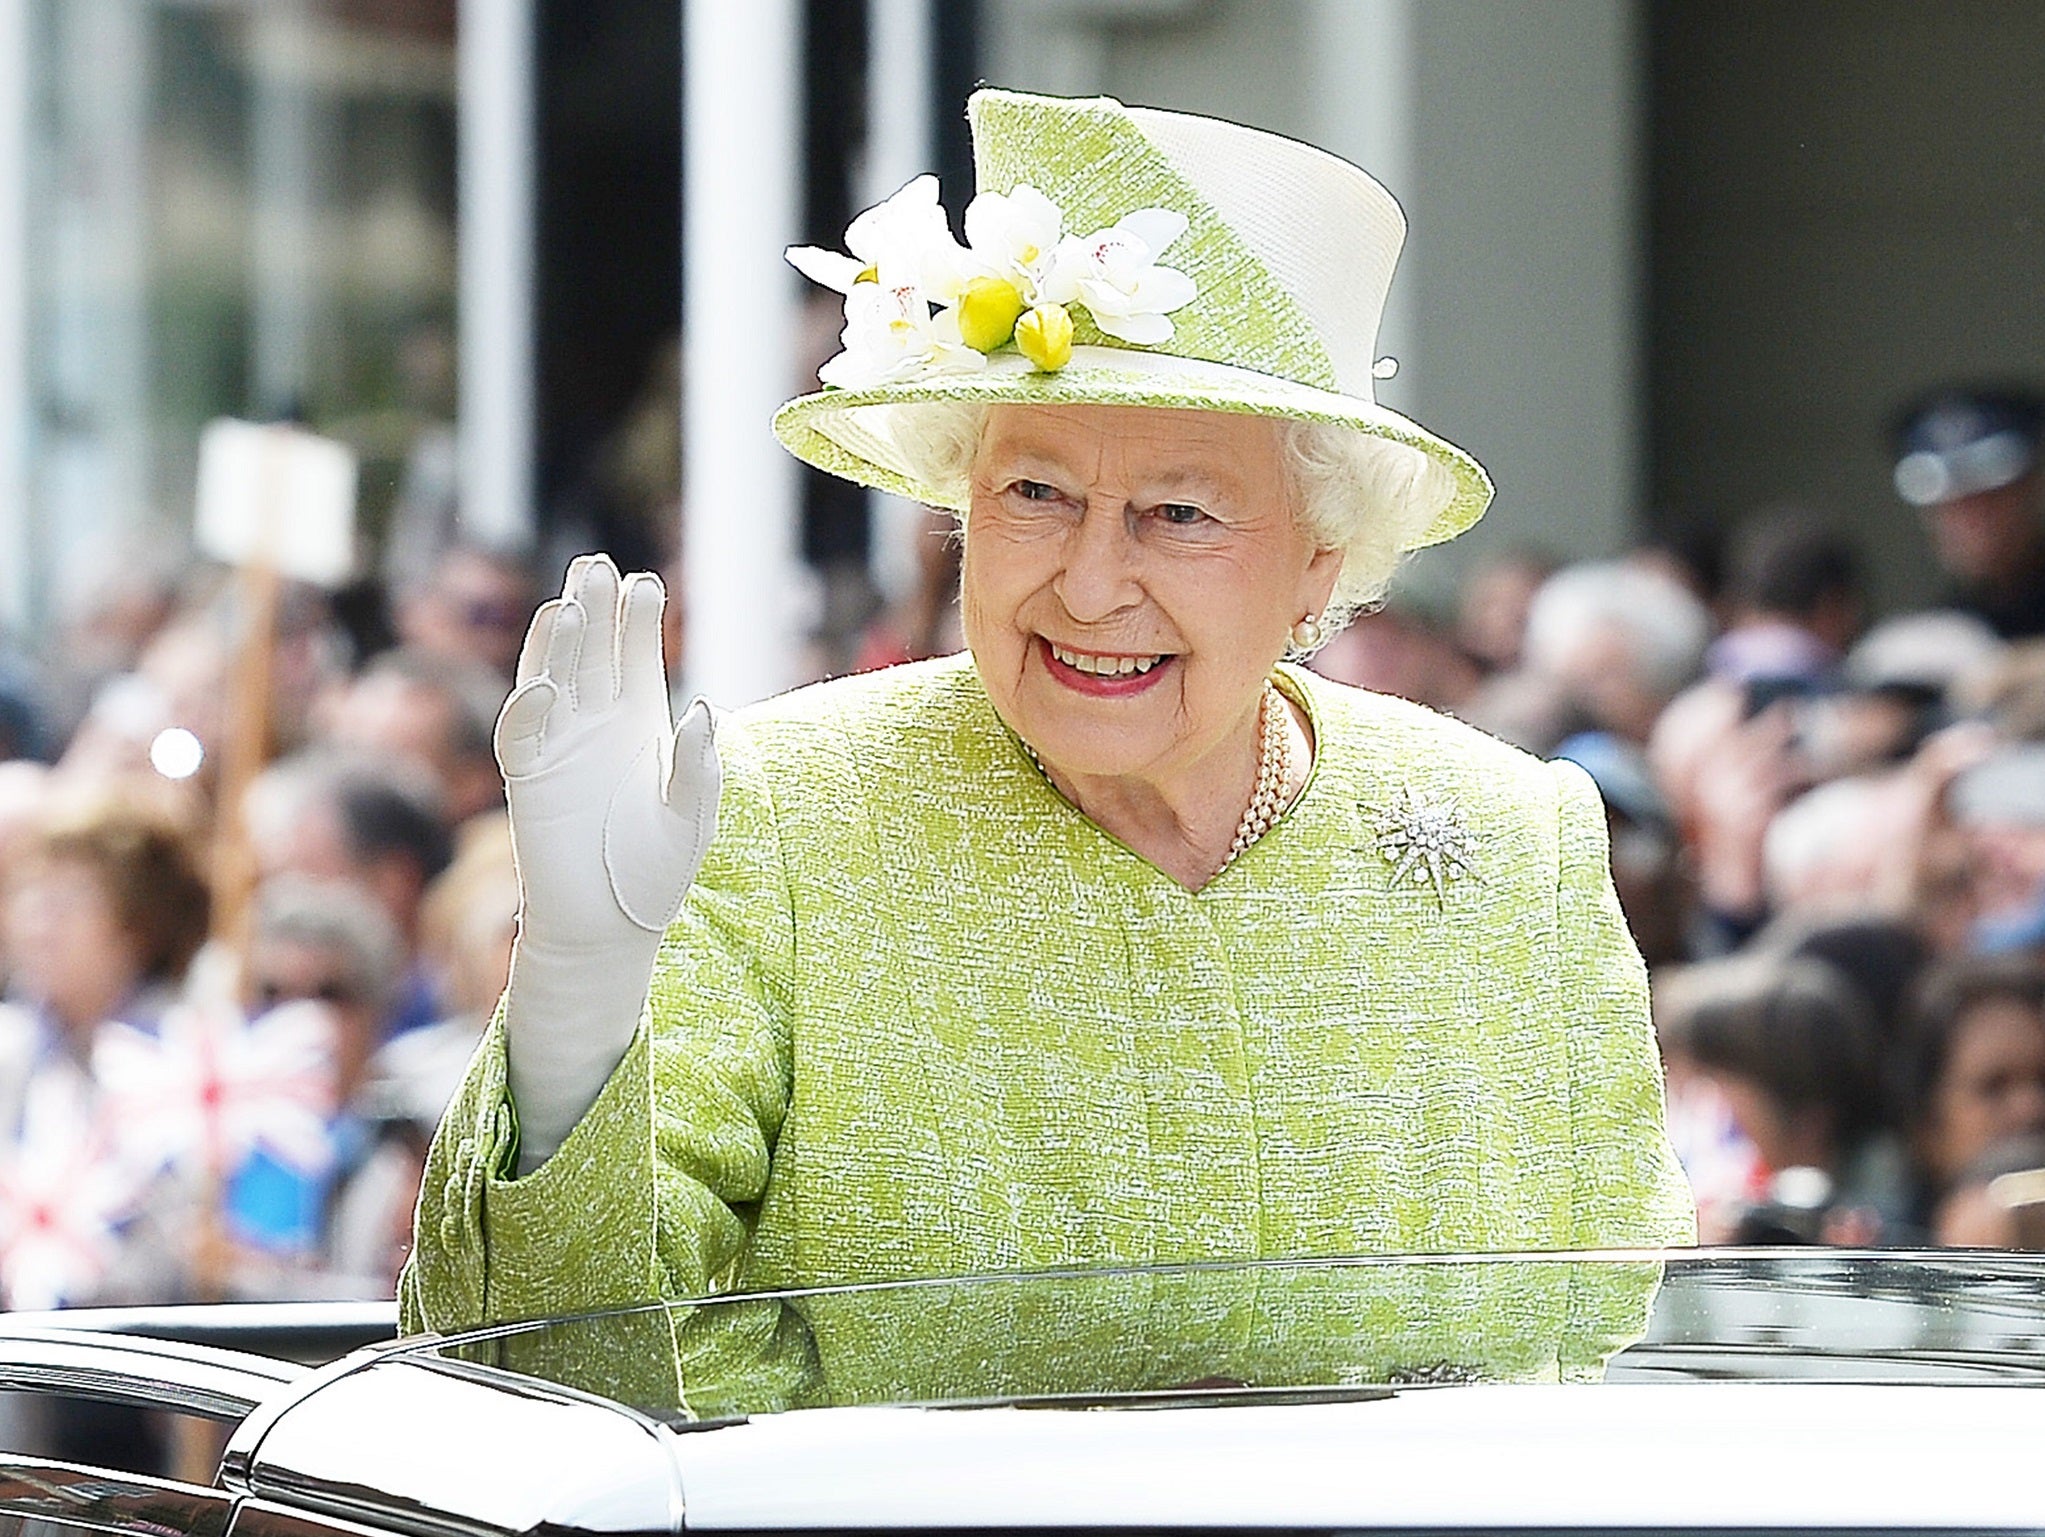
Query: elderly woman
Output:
[[404, 90, 1691, 1410]]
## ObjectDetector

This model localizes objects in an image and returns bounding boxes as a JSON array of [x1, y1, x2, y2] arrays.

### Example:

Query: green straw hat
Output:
[[773, 88, 1492, 550]]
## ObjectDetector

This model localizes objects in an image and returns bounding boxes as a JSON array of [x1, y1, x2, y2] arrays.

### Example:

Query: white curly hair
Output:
[[883, 401, 1455, 635]]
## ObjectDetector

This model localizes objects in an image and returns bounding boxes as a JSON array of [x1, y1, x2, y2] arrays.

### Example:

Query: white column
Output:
[[863, 0, 934, 607], [683, 0, 804, 705], [456, 0, 536, 550], [1306, 0, 1415, 394], [0, 0, 30, 633], [249, 2, 323, 419], [41, 0, 151, 617]]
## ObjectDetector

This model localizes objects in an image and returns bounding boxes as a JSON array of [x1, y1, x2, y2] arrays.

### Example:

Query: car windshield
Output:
[[398, 1249, 2045, 1422]]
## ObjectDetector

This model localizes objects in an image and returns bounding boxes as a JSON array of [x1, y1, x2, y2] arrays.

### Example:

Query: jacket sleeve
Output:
[[1548, 759, 1696, 1380], [400, 716, 813, 1416]]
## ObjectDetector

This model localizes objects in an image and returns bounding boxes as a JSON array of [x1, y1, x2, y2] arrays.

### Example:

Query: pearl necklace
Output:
[[1019, 680, 1295, 882], [1219, 681, 1294, 878]]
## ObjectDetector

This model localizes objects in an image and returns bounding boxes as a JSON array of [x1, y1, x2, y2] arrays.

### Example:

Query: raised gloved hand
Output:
[[495, 554, 720, 1173]]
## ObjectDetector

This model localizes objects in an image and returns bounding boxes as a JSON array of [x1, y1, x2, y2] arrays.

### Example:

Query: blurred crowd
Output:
[[0, 382, 2042, 1320], [1310, 385, 2045, 1250], [0, 541, 536, 1308]]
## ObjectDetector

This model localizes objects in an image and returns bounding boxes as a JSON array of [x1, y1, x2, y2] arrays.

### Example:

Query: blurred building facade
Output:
[[982, 0, 2045, 617], [0, 0, 461, 632], [0, 0, 2040, 693]]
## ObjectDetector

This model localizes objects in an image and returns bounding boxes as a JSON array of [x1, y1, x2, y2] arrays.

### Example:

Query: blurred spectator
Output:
[[1752, 912, 1931, 1050], [243, 753, 454, 1036], [1514, 560, 1711, 746], [1890, 384, 2045, 640], [855, 506, 962, 672], [1706, 508, 1862, 686], [1460, 667, 1589, 756], [1452, 548, 1553, 675], [0, 764, 52, 991], [0, 799, 214, 1307], [1627, 535, 1721, 609], [1, 799, 210, 1050], [316, 649, 507, 825], [58, 614, 230, 795], [416, 812, 517, 1039], [1897, 958, 2045, 1230], [394, 543, 538, 682], [1932, 1134, 2045, 1249], [1946, 742, 2045, 956], [56, 577, 349, 798], [1653, 691, 1808, 947], [1553, 731, 1691, 966], [37, 534, 187, 750], [325, 817, 515, 1292], [268, 581, 358, 756], [1761, 775, 1914, 920], [1847, 610, 2006, 712], [1660, 953, 1905, 1242], [1310, 605, 1481, 715], [228, 878, 406, 1275], [245, 878, 404, 1106], [1954, 638, 2045, 741]]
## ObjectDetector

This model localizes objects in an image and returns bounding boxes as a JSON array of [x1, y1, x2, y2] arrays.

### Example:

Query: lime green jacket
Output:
[[402, 657, 1693, 1412]]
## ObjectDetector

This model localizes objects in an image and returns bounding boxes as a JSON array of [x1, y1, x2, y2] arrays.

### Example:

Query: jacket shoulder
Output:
[[717, 655, 994, 783]]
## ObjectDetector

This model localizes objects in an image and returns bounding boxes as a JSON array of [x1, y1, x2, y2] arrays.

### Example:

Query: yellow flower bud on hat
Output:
[[956, 276, 1026, 353], [1015, 302, 1074, 372]]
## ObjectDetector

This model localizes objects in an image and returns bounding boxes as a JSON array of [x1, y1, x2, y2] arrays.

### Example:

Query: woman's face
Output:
[[961, 404, 1340, 788], [1923, 997, 2045, 1187], [3, 856, 144, 1036]]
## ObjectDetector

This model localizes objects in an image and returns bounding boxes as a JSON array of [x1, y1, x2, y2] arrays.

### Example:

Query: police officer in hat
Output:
[[1891, 385, 2045, 639]]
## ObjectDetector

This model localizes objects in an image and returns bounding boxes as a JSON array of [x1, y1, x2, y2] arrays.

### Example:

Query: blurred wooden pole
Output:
[[189, 556, 278, 1320], [208, 555, 279, 990]]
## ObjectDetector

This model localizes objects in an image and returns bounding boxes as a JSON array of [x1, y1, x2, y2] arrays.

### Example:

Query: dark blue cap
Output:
[[1891, 386, 2043, 506]]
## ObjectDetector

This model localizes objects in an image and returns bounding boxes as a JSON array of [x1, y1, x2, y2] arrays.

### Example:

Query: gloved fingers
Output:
[[571, 555, 623, 707], [540, 596, 588, 710], [604, 718, 720, 932], [617, 572, 669, 715], [667, 697, 720, 812], [515, 593, 561, 688], [495, 678, 558, 778]]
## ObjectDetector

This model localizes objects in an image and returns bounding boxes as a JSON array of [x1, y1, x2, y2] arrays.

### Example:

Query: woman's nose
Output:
[[1052, 501, 1142, 622]]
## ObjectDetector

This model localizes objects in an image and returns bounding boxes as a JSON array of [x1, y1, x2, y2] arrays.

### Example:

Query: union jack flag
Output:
[[95, 999, 339, 1181]]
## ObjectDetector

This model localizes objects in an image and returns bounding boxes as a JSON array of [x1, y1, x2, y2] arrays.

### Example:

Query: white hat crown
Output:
[[774, 89, 1492, 552], [1123, 104, 1406, 401]]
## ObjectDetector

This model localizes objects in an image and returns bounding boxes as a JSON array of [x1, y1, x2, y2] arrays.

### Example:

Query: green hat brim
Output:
[[772, 346, 1493, 552]]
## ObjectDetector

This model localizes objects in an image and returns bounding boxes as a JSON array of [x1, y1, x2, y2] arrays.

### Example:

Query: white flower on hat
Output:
[[1042, 208, 1196, 346], [960, 184, 1068, 302], [789, 176, 1201, 378], [818, 280, 987, 390], [785, 174, 964, 295]]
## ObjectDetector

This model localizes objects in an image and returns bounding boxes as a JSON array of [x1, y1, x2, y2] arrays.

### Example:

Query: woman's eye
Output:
[[1157, 502, 1207, 525], [1015, 480, 1060, 501]]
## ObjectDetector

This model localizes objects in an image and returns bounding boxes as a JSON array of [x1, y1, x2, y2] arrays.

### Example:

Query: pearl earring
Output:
[[1291, 613, 1324, 651]]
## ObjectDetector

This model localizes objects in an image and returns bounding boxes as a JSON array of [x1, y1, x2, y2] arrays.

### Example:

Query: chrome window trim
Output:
[[0, 1329, 305, 1421], [0, 1454, 233, 1537]]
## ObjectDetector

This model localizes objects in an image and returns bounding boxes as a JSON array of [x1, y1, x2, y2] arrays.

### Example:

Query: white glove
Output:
[[495, 554, 720, 1173]]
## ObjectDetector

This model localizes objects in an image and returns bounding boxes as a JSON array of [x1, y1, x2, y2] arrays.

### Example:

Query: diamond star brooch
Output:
[[1368, 787, 1480, 906]]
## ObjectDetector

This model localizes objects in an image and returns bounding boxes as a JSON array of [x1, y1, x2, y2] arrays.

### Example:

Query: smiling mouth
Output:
[[1045, 641, 1170, 677]]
